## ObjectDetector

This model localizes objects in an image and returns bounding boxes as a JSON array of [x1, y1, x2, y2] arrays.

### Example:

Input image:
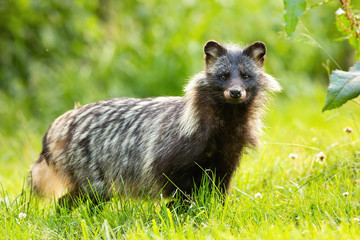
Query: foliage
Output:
[[325, 0, 360, 111], [283, 0, 306, 38], [282, 0, 360, 111], [0, 0, 352, 134], [323, 61, 360, 111], [335, 0, 360, 59], [0, 0, 104, 94]]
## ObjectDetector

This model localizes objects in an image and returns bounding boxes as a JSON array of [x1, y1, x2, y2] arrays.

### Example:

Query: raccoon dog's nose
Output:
[[229, 89, 241, 99]]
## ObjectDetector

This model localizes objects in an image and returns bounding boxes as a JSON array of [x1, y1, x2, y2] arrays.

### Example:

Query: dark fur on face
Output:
[[28, 40, 280, 207]]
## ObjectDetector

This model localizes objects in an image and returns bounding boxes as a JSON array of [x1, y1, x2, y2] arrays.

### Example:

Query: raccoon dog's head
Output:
[[203, 40, 280, 104]]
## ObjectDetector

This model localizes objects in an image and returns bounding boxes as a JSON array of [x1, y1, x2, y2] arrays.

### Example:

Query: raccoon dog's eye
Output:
[[219, 75, 228, 81], [242, 74, 249, 80]]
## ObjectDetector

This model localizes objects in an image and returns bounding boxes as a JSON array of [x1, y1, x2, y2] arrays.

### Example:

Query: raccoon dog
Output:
[[29, 40, 280, 207]]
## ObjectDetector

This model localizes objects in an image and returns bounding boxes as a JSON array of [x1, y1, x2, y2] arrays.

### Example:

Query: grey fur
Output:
[[28, 40, 281, 205]]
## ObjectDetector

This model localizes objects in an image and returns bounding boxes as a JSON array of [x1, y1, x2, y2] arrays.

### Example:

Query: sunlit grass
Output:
[[1, 83, 360, 239]]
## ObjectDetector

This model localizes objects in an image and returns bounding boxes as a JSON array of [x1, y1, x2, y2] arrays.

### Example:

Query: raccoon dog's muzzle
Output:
[[224, 88, 247, 103]]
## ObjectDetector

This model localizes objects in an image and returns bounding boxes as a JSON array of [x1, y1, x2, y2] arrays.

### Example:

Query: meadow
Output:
[[1, 0, 360, 239], [1, 81, 360, 239]]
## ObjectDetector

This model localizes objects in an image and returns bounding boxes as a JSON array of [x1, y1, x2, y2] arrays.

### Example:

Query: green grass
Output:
[[1, 83, 360, 239]]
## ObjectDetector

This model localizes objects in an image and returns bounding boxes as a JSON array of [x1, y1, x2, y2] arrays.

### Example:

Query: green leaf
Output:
[[350, 61, 360, 71], [283, 0, 307, 38], [322, 62, 360, 112]]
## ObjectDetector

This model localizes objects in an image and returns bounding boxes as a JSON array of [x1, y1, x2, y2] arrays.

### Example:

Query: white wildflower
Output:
[[316, 152, 326, 163], [342, 192, 350, 197], [289, 153, 298, 160], [18, 212, 27, 220], [254, 193, 263, 199], [344, 126, 353, 133], [335, 8, 345, 15], [353, 218, 360, 221]]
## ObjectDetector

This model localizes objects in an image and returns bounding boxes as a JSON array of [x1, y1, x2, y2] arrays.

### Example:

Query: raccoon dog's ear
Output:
[[204, 40, 226, 65], [243, 41, 266, 66]]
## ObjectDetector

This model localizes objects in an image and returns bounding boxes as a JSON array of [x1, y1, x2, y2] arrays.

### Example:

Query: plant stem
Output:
[[339, 0, 360, 38]]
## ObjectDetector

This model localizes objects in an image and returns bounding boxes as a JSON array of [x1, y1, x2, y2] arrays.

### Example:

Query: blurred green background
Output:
[[0, 0, 358, 135], [1, 0, 359, 153]]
